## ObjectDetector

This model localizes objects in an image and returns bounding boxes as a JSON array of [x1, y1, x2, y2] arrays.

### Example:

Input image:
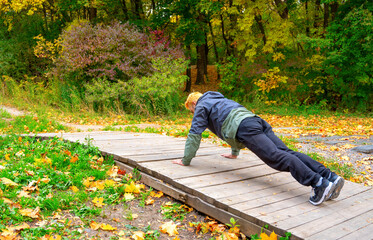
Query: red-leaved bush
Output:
[[51, 21, 184, 82]]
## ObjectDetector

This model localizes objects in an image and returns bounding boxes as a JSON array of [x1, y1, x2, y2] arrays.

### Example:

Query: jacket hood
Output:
[[197, 91, 225, 104]]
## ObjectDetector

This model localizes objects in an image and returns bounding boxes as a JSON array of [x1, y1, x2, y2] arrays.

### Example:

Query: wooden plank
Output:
[[307, 209, 373, 240], [228, 182, 309, 211], [287, 190, 373, 239], [123, 148, 228, 162], [195, 172, 296, 200], [139, 155, 258, 179], [175, 162, 271, 188], [94, 138, 185, 147], [337, 223, 373, 240], [219, 180, 304, 205], [97, 143, 186, 153], [255, 181, 369, 226]]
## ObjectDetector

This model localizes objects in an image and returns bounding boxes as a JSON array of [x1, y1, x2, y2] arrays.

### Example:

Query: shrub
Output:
[[85, 58, 189, 115], [48, 21, 184, 83]]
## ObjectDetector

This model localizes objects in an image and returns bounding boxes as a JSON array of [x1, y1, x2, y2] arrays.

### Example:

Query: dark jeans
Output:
[[236, 117, 330, 187]]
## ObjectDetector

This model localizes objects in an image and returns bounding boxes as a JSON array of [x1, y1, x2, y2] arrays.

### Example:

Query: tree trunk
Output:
[[131, 0, 144, 20], [120, 0, 129, 21], [331, 1, 339, 21], [196, 44, 207, 85], [88, 7, 97, 21], [184, 45, 192, 92], [208, 21, 219, 63], [42, 4, 48, 32], [254, 14, 266, 45], [314, 0, 321, 28], [305, 0, 310, 36], [220, 14, 231, 57], [274, 0, 289, 19], [323, 3, 329, 30]]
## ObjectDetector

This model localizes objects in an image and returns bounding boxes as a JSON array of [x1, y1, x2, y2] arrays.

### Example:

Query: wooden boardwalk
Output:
[[37, 131, 373, 240]]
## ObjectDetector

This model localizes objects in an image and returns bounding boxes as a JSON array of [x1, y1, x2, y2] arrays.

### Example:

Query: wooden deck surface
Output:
[[37, 131, 373, 240]]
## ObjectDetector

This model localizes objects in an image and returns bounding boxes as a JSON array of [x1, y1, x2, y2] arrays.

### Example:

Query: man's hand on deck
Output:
[[221, 153, 238, 159], [172, 159, 185, 166]]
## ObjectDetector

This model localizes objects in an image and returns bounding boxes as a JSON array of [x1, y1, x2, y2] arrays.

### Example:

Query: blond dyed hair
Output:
[[185, 92, 203, 109]]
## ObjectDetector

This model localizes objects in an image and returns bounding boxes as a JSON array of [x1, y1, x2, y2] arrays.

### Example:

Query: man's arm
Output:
[[180, 133, 202, 166]]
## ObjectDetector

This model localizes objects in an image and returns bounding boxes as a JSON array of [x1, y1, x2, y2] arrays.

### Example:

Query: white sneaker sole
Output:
[[309, 182, 335, 206]]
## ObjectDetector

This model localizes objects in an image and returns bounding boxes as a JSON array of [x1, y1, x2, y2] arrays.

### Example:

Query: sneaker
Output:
[[309, 178, 335, 206], [327, 172, 344, 200]]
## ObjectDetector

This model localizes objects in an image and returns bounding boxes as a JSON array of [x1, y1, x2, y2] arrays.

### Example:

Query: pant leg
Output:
[[236, 117, 321, 187], [260, 118, 331, 179]]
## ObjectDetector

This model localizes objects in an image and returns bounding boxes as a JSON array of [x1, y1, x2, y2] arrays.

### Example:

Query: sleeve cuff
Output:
[[231, 148, 240, 156]]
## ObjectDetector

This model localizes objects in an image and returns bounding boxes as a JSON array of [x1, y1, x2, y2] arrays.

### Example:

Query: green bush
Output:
[[85, 58, 189, 115]]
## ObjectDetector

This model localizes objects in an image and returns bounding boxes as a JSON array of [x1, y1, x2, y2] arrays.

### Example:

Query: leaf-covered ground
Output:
[[0, 135, 251, 240]]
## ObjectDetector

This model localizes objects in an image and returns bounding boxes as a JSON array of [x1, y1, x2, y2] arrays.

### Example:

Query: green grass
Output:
[[280, 136, 357, 181], [0, 114, 68, 134], [0, 135, 132, 238]]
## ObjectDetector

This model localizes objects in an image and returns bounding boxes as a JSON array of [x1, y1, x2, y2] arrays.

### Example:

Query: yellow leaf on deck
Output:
[[160, 221, 179, 236]]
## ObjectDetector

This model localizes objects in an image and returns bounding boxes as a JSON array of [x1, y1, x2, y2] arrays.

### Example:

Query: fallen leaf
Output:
[[145, 198, 154, 205], [49, 235, 62, 240], [7, 222, 30, 231], [160, 221, 179, 236], [101, 223, 117, 231], [70, 155, 79, 163], [125, 181, 141, 194], [131, 231, 145, 240], [70, 186, 79, 192], [260, 231, 278, 240], [90, 221, 100, 230], [220, 232, 239, 240], [17, 190, 31, 198], [25, 170, 34, 176], [92, 197, 106, 208], [150, 191, 164, 198], [1, 177, 18, 186], [19, 207, 40, 219], [124, 193, 135, 201]]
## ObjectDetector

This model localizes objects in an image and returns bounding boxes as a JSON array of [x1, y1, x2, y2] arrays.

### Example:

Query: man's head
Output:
[[185, 92, 202, 113]]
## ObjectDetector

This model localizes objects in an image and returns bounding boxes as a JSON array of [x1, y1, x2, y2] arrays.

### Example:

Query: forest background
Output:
[[0, 0, 372, 117]]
